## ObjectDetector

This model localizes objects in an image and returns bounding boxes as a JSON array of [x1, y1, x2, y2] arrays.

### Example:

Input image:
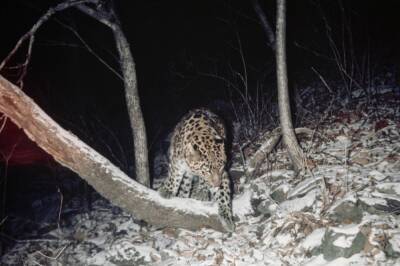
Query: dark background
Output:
[[1, 0, 399, 138], [0, 0, 399, 247]]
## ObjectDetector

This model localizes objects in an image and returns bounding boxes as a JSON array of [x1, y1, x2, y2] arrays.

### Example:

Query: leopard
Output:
[[158, 108, 234, 231]]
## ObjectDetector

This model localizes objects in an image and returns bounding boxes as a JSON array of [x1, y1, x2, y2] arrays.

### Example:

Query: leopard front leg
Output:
[[191, 177, 212, 201], [159, 162, 185, 199], [177, 175, 193, 198], [216, 172, 235, 232]]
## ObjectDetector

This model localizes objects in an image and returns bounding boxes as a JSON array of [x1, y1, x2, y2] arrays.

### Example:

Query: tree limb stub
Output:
[[0, 75, 227, 232], [247, 127, 313, 178]]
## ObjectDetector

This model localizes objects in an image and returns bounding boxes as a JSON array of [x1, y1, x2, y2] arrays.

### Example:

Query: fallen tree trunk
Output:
[[0, 75, 227, 232]]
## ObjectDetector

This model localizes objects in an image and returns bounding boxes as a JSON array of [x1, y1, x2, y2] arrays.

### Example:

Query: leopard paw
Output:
[[191, 186, 211, 201], [219, 208, 235, 232], [158, 186, 174, 199]]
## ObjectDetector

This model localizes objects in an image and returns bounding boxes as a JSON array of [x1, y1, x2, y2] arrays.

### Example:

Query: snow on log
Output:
[[0, 75, 227, 232]]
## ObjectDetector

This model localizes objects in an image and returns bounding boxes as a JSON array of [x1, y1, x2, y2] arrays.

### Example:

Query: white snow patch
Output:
[[369, 170, 387, 181], [376, 182, 400, 195], [359, 196, 387, 206], [301, 228, 326, 250], [389, 233, 400, 253], [88, 236, 107, 246], [232, 187, 253, 218], [333, 235, 355, 248], [330, 224, 360, 235], [328, 193, 357, 213], [267, 169, 295, 179], [287, 177, 319, 199], [107, 240, 156, 263], [371, 191, 400, 202], [279, 189, 317, 214], [336, 135, 352, 146], [275, 233, 293, 247]]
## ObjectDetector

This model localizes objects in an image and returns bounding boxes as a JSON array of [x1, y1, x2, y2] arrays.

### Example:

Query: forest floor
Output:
[[1, 81, 400, 265]]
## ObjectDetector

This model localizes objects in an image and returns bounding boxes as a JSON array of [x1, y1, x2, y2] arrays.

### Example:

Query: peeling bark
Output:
[[0, 75, 228, 232]]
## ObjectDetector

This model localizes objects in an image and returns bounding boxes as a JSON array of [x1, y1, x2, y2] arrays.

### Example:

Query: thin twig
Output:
[[311, 67, 333, 94], [57, 187, 63, 233], [0, 115, 7, 134], [36, 245, 68, 261], [0, 216, 7, 227], [55, 18, 123, 80], [252, 0, 275, 50], [0, 0, 97, 73]]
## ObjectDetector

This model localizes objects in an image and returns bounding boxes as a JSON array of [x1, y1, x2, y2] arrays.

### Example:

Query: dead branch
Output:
[[252, 0, 276, 51], [247, 127, 313, 178], [0, 0, 97, 87]]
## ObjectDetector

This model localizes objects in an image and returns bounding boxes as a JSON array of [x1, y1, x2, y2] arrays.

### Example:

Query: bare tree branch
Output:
[[0, 0, 97, 77], [247, 127, 312, 179], [55, 18, 123, 80], [252, 0, 276, 51], [75, 2, 115, 29]]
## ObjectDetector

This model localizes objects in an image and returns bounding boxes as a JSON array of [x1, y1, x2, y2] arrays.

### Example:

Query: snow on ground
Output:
[[1, 84, 400, 265]]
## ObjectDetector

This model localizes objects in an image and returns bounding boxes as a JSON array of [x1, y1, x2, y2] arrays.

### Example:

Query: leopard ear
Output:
[[188, 143, 201, 160]]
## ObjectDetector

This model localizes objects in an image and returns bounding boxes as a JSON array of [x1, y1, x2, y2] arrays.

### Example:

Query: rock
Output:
[[279, 189, 317, 214], [232, 188, 254, 217], [250, 183, 267, 196], [351, 151, 371, 165], [300, 228, 326, 257], [328, 195, 363, 224], [252, 199, 274, 217], [376, 183, 400, 196], [269, 170, 295, 183], [369, 170, 387, 182], [287, 177, 318, 199], [270, 184, 290, 203], [385, 231, 400, 258], [366, 191, 400, 215], [321, 225, 366, 261]]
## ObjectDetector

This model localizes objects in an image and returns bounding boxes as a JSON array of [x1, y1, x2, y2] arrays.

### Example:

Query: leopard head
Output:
[[186, 131, 227, 188]]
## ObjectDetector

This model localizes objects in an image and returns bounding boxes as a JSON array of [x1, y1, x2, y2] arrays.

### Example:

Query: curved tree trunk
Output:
[[0, 75, 227, 232], [276, 0, 304, 173], [76, 1, 150, 187], [112, 23, 150, 187]]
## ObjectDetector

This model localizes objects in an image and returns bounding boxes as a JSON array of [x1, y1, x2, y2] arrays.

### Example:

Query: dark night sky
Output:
[[1, 0, 400, 166]]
